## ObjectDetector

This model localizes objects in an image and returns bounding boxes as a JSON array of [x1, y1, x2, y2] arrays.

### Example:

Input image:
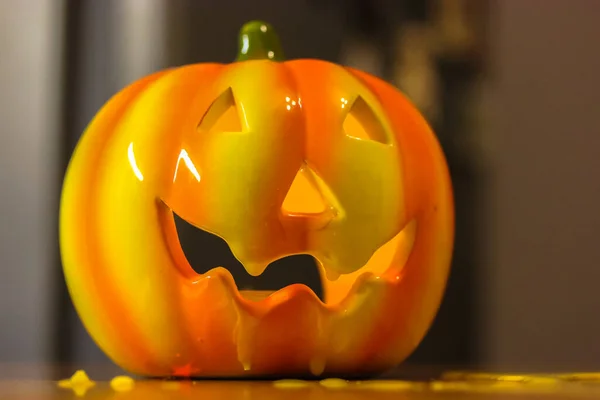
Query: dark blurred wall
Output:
[[166, 0, 346, 65], [0, 0, 64, 363], [481, 0, 600, 371]]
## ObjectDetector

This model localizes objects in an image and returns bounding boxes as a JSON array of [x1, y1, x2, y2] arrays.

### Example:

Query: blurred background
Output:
[[1, 0, 599, 374]]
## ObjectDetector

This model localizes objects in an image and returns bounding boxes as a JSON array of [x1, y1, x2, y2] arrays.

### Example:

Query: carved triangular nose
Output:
[[282, 164, 327, 215]]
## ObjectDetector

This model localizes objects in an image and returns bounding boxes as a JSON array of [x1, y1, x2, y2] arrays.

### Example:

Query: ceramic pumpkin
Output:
[[60, 21, 454, 378]]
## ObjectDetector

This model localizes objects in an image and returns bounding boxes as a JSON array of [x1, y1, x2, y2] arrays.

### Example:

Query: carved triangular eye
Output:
[[198, 88, 243, 132], [343, 96, 389, 144]]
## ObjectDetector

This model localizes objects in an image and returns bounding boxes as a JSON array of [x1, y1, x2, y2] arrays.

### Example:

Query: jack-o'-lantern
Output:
[[60, 21, 454, 378]]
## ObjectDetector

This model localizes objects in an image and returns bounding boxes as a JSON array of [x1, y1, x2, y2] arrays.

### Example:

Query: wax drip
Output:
[[309, 309, 329, 376], [233, 305, 258, 372]]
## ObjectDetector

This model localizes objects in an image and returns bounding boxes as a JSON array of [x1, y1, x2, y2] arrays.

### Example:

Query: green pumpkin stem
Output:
[[236, 21, 285, 62]]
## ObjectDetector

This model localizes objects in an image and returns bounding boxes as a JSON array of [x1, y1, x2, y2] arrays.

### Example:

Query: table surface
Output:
[[1, 364, 599, 399]]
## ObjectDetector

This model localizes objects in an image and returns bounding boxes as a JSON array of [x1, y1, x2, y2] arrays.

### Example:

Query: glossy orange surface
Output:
[[59, 21, 454, 378]]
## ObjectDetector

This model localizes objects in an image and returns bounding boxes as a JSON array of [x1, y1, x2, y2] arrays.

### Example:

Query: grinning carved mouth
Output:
[[173, 212, 324, 301]]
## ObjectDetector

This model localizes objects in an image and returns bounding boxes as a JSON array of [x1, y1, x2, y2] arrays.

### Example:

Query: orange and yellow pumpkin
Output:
[[60, 21, 454, 378]]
